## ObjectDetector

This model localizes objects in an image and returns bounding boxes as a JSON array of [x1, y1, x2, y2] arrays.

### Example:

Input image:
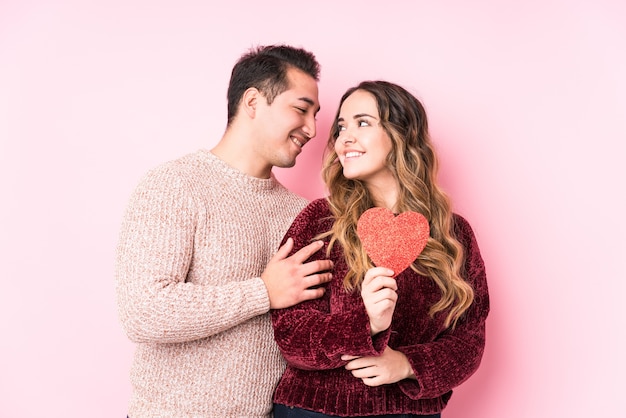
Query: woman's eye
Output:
[[337, 125, 346, 131], [358, 120, 369, 127]]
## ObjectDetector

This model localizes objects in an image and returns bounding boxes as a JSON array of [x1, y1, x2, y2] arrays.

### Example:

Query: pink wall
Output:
[[1, 1, 625, 416]]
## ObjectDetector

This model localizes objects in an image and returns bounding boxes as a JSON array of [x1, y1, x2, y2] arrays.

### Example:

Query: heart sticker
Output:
[[356, 207, 430, 277]]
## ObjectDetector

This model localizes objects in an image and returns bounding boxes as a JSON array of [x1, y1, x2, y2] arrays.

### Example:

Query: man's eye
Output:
[[296, 107, 306, 113]]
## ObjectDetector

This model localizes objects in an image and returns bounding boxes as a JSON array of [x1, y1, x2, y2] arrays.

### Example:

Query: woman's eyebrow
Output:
[[353, 113, 377, 119], [337, 113, 378, 122]]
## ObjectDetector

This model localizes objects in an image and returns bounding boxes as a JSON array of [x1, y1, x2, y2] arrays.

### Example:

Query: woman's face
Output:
[[334, 90, 395, 188]]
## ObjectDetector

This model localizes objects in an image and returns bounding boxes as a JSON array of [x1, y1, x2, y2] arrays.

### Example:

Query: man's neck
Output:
[[210, 130, 272, 179]]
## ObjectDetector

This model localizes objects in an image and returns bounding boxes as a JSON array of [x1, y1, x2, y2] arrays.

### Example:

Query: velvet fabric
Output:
[[271, 198, 490, 417]]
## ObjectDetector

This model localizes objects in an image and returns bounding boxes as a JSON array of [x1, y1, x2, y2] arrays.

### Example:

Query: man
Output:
[[115, 44, 333, 417]]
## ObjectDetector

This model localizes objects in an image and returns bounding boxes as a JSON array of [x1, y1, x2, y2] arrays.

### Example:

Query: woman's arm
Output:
[[271, 200, 390, 370], [396, 215, 490, 399]]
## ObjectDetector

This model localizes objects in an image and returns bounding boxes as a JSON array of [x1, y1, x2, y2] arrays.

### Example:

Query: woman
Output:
[[271, 81, 490, 417]]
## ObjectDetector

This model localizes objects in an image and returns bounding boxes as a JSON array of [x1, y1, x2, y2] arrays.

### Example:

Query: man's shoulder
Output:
[[125, 150, 209, 199], [154, 149, 208, 171], [140, 149, 210, 179]]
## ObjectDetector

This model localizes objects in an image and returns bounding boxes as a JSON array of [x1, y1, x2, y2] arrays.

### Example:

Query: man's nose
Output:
[[303, 113, 316, 139]]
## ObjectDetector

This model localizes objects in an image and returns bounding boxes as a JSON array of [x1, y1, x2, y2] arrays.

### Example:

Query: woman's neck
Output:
[[367, 181, 399, 212]]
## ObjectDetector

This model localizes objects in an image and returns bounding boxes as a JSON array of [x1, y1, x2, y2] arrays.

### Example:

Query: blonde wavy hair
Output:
[[318, 81, 473, 328]]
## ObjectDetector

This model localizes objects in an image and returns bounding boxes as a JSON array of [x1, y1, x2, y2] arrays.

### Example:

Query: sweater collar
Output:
[[199, 149, 280, 191]]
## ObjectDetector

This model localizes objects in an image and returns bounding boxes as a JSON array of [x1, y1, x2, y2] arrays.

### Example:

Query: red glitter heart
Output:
[[356, 208, 430, 277]]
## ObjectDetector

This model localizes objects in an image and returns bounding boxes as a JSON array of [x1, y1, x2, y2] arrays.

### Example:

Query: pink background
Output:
[[1, 1, 625, 416]]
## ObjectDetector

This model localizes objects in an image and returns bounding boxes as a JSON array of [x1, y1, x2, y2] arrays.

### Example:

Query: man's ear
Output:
[[242, 87, 260, 118]]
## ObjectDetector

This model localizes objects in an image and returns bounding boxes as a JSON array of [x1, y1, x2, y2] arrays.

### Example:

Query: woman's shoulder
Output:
[[452, 212, 474, 236], [288, 198, 332, 234], [300, 197, 332, 217], [452, 213, 486, 269], [451, 212, 483, 250]]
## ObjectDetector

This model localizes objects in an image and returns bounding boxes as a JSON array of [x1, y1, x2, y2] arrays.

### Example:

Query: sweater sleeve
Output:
[[397, 215, 490, 399], [115, 166, 270, 344], [271, 200, 389, 370]]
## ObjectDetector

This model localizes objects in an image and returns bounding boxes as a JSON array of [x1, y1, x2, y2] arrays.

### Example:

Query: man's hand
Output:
[[261, 238, 333, 309], [361, 267, 397, 335], [341, 346, 415, 386]]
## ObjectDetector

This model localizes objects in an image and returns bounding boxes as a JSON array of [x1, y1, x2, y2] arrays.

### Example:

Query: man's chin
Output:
[[275, 155, 298, 169]]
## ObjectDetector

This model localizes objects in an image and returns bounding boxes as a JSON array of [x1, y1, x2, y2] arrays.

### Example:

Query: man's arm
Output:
[[116, 167, 333, 344], [115, 167, 274, 343]]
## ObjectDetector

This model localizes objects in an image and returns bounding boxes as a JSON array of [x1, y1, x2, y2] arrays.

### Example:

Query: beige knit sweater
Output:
[[115, 149, 308, 417]]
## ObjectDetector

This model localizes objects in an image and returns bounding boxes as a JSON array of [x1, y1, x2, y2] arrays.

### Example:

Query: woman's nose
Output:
[[340, 132, 355, 144]]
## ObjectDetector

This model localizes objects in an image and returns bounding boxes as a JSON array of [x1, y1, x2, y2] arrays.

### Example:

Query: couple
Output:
[[115, 44, 490, 418]]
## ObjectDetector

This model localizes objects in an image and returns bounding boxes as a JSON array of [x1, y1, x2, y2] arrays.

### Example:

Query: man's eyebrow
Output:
[[298, 97, 321, 114]]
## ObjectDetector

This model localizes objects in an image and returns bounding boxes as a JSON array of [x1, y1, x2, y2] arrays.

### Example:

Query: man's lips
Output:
[[291, 136, 303, 147]]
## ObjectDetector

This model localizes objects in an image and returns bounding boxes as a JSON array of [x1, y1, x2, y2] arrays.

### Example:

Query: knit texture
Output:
[[115, 149, 308, 417], [271, 198, 490, 416]]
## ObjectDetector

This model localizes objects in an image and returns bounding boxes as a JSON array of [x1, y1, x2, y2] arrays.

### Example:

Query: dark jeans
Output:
[[273, 404, 441, 418]]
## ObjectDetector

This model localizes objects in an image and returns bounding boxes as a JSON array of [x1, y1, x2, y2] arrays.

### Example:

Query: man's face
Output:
[[254, 67, 320, 170]]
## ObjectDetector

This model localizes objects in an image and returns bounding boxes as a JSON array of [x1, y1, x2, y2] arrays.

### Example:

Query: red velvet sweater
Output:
[[271, 198, 490, 416]]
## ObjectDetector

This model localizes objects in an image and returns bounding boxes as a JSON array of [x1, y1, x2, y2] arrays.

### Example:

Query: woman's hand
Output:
[[361, 267, 397, 335], [341, 346, 415, 386]]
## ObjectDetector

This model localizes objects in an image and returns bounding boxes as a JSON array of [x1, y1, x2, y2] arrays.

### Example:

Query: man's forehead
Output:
[[285, 88, 320, 111], [281, 68, 320, 109]]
